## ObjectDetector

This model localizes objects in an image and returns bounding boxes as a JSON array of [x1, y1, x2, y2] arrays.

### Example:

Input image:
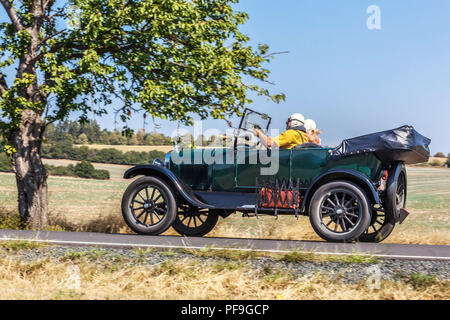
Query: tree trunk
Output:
[[12, 109, 49, 229]]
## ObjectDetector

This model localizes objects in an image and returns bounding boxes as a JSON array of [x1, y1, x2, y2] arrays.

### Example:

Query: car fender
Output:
[[301, 169, 381, 212], [124, 165, 213, 209]]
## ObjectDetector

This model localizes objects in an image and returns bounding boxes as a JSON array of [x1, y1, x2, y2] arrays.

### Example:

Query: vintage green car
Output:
[[121, 109, 431, 242]]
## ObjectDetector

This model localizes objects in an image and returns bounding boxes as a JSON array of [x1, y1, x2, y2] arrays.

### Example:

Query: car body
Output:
[[121, 110, 431, 242]]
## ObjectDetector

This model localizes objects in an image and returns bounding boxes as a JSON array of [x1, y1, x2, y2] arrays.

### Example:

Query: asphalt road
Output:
[[0, 229, 449, 261]]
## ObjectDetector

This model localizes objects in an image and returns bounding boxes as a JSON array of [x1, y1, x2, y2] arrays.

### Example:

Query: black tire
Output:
[[172, 205, 218, 237], [358, 167, 406, 243], [357, 208, 395, 243], [121, 176, 177, 235], [309, 181, 372, 242]]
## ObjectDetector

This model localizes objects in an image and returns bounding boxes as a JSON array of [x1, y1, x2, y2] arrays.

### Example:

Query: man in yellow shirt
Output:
[[254, 113, 310, 149]]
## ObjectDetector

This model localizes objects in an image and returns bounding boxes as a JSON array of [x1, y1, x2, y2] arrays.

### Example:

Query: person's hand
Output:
[[253, 128, 260, 137]]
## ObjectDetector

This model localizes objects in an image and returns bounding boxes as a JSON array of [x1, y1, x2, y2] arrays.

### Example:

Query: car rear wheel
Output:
[[359, 171, 406, 243], [122, 176, 177, 235], [309, 181, 372, 242], [172, 205, 218, 237]]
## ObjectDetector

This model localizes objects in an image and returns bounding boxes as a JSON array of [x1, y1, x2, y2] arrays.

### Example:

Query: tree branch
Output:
[[0, 73, 8, 94], [262, 51, 290, 59], [0, 0, 24, 31]]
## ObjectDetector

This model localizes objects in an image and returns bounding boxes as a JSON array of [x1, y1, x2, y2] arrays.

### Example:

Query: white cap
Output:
[[304, 119, 317, 131], [289, 113, 305, 124]]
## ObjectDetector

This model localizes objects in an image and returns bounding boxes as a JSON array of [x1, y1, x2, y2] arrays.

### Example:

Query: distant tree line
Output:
[[44, 120, 172, 146], [41, 136, 166, 165], [0, 154, 109, 180]]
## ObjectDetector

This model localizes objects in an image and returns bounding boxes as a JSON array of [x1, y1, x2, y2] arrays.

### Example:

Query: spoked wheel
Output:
[[309, 181, 371, 242], [359, 169, 406, 243], [172, 205, 219, 237], [121, 177, 177, 235], [358, 207, 394, 243]]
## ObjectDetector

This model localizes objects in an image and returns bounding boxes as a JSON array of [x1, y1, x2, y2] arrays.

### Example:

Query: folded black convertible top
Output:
[[331, 126, 431, 164]]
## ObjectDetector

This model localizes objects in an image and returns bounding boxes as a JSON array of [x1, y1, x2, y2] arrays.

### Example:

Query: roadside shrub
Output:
[[434, 152, 446, 158], [408, 273, 437, 289], [73, 160, 96, 178], [0, 208, 27, 230], [0, 153, 12, 172], [429, 160, 443, 167], [46, 164, 77, 177], [73, 161, 109, 180], [91, 170, 110, 180], [45, 161, 110, 180]]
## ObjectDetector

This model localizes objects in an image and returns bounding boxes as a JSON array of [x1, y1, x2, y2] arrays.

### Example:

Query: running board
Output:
[[194, 191, 256, 210]]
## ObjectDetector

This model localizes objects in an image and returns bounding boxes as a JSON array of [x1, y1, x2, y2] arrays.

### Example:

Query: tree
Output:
[[143, 134, 154, 146], [0, 0, 284, 228], [434, 152, 446, 158], [76, 133, 88, 144], [109, 129, 127, 145], [128, 134, 139, 146], [136, 129, 145, 145], [99, 130, 109, 145]]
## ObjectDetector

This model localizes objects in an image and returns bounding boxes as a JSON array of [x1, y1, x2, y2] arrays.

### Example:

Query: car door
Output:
[[290, 147, 330, 187], [235, 148, 291, 189]]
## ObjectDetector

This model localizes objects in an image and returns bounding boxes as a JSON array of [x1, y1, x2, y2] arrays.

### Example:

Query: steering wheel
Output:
[[234, 129, 261, 149]]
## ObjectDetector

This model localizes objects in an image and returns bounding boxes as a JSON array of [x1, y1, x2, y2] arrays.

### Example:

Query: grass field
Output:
[[0, 161, 449, 244], [74, 144, 174, 153]]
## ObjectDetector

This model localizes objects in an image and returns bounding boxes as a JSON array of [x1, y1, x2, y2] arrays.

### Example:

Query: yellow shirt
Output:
[[273, 129, 309, 149]]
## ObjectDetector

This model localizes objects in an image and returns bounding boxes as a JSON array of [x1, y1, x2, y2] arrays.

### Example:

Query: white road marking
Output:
[[1, 236, 449, 261]]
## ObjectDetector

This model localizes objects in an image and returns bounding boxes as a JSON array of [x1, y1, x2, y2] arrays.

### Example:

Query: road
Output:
[[0, 229, 449, 261]]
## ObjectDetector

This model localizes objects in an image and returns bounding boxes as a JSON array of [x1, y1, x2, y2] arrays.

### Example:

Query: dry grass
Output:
[[74, 144, 173, 153], [0, 256, 447, 300], [429, 157, 447, 165], [49, 213, 131, 234]]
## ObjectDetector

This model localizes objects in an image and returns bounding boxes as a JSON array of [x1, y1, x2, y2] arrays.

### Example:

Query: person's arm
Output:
[[254, 128, 279, 148]]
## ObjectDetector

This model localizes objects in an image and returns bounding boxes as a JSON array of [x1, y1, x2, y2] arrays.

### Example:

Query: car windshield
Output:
[[234, 109, 271, 149], [239, 109, 271, 134]]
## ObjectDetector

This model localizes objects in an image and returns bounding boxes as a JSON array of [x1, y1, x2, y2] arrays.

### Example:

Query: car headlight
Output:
[[152, 158, 163, 167]]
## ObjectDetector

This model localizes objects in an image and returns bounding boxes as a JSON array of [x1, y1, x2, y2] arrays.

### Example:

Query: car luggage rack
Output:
[[255, 178, 301, 218]]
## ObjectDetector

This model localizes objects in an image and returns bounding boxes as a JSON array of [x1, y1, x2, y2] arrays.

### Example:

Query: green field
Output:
[[0, 160, 449, 244]]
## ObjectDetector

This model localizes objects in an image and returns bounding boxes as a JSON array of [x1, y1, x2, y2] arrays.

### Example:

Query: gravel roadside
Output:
[[1, 245, 449, 285]]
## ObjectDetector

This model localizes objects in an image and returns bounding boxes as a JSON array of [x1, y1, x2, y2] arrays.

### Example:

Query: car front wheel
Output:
[[121, 176, 177, 235], [309, 181, 372, 242]]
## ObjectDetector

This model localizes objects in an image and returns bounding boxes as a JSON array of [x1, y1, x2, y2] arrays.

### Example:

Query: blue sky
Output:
[[2, 1, 450, 153]]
